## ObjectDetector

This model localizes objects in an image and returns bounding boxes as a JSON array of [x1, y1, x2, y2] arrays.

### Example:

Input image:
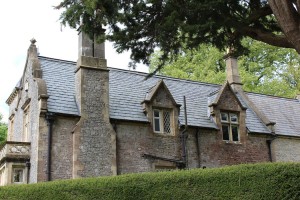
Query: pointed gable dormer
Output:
[[142, 80, 181, 136], [209, 82, 247, 143]]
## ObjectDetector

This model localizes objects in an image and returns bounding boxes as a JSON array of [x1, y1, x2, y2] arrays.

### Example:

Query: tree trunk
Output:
[[268, 0, 300, 54]]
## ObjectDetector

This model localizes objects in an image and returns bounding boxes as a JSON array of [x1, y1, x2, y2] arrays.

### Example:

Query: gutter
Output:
[[195, 129, 201, 168], [45, 112, 55, 181], [180, 96, 188, 168], [266, 134, 276, 162]]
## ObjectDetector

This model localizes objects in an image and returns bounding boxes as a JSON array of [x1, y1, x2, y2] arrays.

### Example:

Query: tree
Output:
[[0, 114, 7, 145], [150, 38, 300, 98], [56, 0, 300, 67]]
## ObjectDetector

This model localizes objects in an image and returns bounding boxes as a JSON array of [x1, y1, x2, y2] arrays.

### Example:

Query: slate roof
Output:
[[40, 57, 79, 116], [38, 56, 300, 137], [248, 93, 300, 137]]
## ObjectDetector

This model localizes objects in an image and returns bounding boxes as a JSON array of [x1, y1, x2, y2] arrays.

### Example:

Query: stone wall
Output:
[[198, 129, 270, 167], [115, 121, 182, 174], [115, 121, 270, 172], [51, 116, 78, 180], [272, 137, 300, 162]]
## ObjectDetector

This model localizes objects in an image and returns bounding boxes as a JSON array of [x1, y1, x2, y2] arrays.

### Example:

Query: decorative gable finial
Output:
[[30, 38, 37, 45]]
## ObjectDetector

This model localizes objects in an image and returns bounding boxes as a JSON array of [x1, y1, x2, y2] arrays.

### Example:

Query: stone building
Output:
[[2, 34, 300, 185]]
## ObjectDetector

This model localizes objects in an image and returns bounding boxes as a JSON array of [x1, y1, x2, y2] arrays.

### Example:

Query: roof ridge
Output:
[[246, 91, 298, 101], [109, 67, 222, 87], [38, 56, 77, 65]]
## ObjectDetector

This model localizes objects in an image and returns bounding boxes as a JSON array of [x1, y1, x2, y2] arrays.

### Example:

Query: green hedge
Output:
[[1, 163, 300, 200]]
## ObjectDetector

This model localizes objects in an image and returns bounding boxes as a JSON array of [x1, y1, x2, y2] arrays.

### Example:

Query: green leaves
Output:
[[150, 38, 300, 98], [0, 113, 7, 145], [56, 0, 295, 65]]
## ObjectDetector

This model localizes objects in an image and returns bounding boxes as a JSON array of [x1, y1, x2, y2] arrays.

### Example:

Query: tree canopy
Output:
[[150, 38, 300, 98], [0, 114, 7, 145], [56, 0, 300, 67]]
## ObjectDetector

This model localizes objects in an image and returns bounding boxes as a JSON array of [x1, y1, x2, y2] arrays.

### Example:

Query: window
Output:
[[221, 112, 239, 142], [153, 109, 172, 134], [13, 168, 24, 184], [23, 106, 30, 142]]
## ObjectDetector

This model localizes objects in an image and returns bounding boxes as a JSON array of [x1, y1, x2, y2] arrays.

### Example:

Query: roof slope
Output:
[[39, 57, 79, 116], [37, 56, 300, 136], [248, 93, 300, 136]]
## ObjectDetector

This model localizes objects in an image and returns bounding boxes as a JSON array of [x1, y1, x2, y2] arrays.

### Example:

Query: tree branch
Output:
[[239, 26, 294, 48], [268, 0, 300, 53]]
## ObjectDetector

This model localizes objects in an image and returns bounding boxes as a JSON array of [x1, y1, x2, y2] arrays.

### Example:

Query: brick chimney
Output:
[[73, 32, 117, 178], [224, 51, 243, 91]]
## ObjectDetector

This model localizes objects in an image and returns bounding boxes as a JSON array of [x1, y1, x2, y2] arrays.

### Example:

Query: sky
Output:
[[0, 1, 148, 123]]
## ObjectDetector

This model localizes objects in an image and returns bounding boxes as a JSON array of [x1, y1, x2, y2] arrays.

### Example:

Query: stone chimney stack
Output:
[[224, 53, 243, 91], [73, 31, 117, 178], [78, 32, 105, 58]]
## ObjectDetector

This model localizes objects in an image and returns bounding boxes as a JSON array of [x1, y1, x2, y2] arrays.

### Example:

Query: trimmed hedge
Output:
[[0, 163, 300, 200]]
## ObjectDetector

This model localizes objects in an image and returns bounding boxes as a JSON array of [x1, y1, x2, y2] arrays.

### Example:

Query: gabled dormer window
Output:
[[221, 112, 239, 142], [142, 80, 180, 136], [153, 109, 171, 134]]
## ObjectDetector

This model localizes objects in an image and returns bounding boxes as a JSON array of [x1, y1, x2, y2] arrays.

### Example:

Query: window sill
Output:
[[223, 140, 241, 145], [154, 132, 175, 137]]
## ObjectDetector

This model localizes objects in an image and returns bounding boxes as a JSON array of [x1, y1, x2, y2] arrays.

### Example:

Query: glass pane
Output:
[[154, 118, 160, 132], [13, 169, 23, 183], [232, 126, 239, 141], [154, 110, 160, 118], [222, 125, 229, 140], [221, 113, 228, 122], [163, 111, 171, 134], [230, 114, 238, 123]]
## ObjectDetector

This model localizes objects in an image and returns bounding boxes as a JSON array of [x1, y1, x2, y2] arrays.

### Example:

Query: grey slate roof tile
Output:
[[39, 57, 79, 116], [247, 93, 300, 136], [37, 56, 300, 136]]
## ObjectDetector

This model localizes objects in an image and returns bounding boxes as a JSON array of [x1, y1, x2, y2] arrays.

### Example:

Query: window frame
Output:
[[153, 108, 172, 135], [220, 111, 240, 142], [12, 167, 25, 184]]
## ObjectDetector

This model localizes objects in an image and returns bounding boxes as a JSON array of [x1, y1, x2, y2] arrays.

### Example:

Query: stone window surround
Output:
[[220, 111, 240, 143], [152, 160, 177, 171], [0, 165, 6, 186], [12, 165, 26, 184]]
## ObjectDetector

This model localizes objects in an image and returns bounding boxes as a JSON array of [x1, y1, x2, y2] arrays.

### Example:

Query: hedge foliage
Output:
[[0, 163, 300, 200]]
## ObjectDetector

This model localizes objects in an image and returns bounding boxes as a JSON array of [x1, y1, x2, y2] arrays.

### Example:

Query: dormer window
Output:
[[221, 112, 239, 142], [153, 109, 172, 134]]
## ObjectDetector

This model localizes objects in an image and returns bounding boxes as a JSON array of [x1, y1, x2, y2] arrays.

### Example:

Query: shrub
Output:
[[0, 163, 299, 200]]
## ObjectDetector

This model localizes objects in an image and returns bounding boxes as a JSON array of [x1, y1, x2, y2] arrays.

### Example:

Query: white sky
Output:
[[0, 1, 148, 123]]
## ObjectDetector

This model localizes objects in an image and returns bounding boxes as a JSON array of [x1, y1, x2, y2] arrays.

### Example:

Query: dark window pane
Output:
[[154, 118, 160, 132], [154, 110, 160, 117], [232, 126, 239, 141], [230, 114, 238, 123], [221, 113, 228, 122], [163, 111, 171, 133], [222, 125, 229, 140]]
